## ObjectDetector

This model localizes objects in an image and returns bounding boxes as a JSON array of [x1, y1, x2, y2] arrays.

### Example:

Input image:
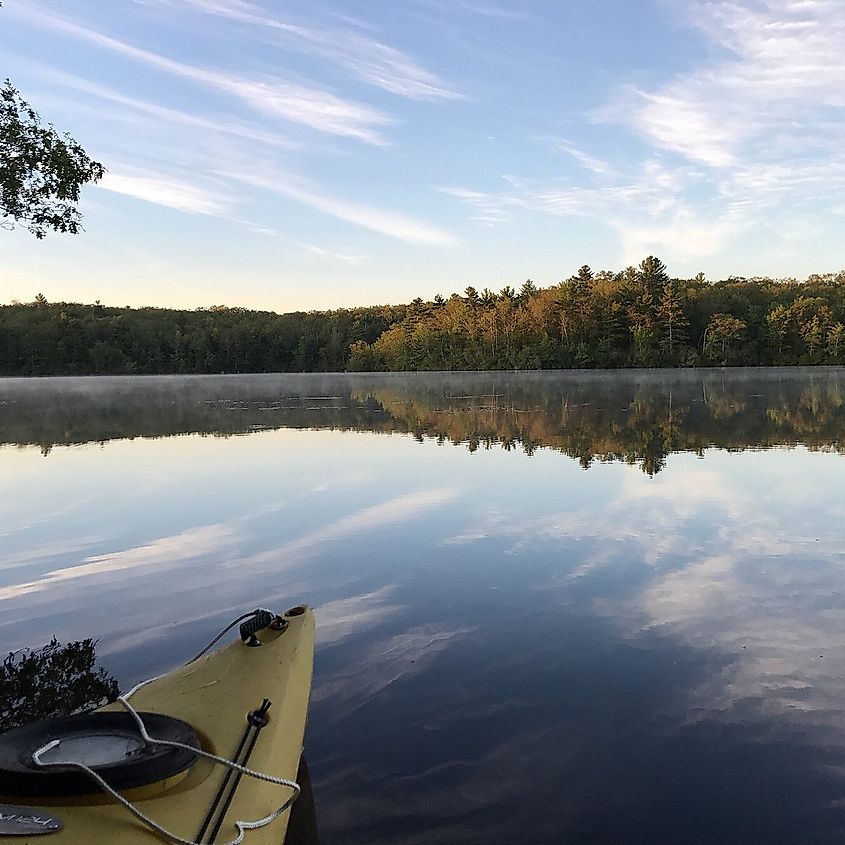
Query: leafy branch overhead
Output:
[[0, 79, 105, 238]]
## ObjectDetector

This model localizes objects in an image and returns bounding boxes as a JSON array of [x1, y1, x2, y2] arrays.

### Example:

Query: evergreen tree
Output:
[[657, 280, 689, 363], [569, 265, 594, 298], [519, 279, 538, 300], [638, 256, 669, 295]]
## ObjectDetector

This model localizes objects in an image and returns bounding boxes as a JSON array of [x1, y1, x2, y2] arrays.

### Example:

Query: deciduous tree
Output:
[[1, 80, 104, 237]]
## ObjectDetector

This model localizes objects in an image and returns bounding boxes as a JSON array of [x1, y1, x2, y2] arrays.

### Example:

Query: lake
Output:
[[2, 368, 845, 844]]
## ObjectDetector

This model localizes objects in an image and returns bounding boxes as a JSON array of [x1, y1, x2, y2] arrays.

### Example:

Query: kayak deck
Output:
[[4, 605, 314, 844]]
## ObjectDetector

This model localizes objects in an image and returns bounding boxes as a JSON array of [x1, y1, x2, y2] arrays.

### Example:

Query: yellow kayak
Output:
[[0, 605, 315, 844]]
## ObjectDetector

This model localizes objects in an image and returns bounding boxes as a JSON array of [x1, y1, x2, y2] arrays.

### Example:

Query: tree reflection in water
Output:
[[0, 637, 118, 732], [0, 640, 320, 843], [1, 369, 843, 475]]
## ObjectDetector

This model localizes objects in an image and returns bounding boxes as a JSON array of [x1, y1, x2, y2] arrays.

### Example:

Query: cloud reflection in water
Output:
[[3, 373, 845, 843]]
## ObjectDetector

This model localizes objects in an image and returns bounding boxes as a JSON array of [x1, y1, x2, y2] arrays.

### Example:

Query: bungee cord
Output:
[[32, 609, 301, 845]]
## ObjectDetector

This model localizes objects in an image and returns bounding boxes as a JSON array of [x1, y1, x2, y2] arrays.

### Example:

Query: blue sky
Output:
[[1, 0, 844, 311]]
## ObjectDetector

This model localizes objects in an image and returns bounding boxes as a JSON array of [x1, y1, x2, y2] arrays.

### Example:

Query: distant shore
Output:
[[3, 259, 844, 376]]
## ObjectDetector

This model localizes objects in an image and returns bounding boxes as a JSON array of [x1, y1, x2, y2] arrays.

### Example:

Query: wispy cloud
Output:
[[0, 536, 103, 572], [614, 209, 748, 265], [240, 488, 460, 571], [628, 520, 845, 739], [43, 70, 295, 150], [273, 488, 459, 561], [601, 1, 845, 168], [0, 524, 232, 602], [456, 1, 530, 20], [99, 166, 229, 216], [443, 0, 845, 265], [312, 622, 474, 706], [9, 3, 393, 144], [437, 186, 513, 226], [546, 138, 615, 176], [411, 0, 530, 23], [315, 587, 401, 646], [441, 160, 672, 217], [441, 160, 744, 260], [223, 166, 458, 245], [301, 244, 368, 266], [452, 450, 845, 745], [603, 88, 743, 168], [162, 0, 463, 101]]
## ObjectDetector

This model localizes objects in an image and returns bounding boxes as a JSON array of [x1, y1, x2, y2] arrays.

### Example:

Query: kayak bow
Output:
[[0, 605, 315, 844]]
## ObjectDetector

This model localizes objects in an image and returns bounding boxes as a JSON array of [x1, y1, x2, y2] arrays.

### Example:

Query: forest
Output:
[[2, 257, 845, 375]]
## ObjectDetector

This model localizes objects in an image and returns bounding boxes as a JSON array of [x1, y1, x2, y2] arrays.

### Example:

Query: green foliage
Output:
[[656, 280, 690, 363], [519, 279, 538, 299], [704, 313, 746, 363], [828, 322, 845, 362], [638, 255, 669, 294], [0, 300, 406, 375], [0, 637, 119, 731], [1, 80, 105, 238], [4, 259, 845, 375]]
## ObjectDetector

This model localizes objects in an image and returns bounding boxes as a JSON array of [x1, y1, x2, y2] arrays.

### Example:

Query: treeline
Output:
[[350, 258, 845, 371], [2, 257, 845, 375], [0, 298, 404, 375]]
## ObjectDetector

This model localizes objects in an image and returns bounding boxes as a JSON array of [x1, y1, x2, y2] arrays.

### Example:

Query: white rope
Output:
[[31, 673, 300, 845]]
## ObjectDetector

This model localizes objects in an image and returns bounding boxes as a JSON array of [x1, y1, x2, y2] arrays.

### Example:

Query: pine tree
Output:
[[569, 265, 594, 298], [638, 256, 669, 296], [519, 279, 538, 300], [656, 280, 689, 362]]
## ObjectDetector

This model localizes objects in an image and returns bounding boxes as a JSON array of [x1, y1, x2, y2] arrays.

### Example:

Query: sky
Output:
[[1, 0, 844, 311]]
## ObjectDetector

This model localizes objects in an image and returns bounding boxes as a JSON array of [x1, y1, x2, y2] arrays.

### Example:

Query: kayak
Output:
[[0, 605, 315, 844]]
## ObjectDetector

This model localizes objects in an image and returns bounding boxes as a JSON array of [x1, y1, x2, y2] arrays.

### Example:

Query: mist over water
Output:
[[2, 369, 845, 843]]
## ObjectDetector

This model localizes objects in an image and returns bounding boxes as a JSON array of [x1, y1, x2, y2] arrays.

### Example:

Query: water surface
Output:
[[2, 369, 845, 844]]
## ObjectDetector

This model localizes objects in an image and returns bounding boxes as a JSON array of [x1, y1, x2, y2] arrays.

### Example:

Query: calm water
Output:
[[3, 369, 845, 844]]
